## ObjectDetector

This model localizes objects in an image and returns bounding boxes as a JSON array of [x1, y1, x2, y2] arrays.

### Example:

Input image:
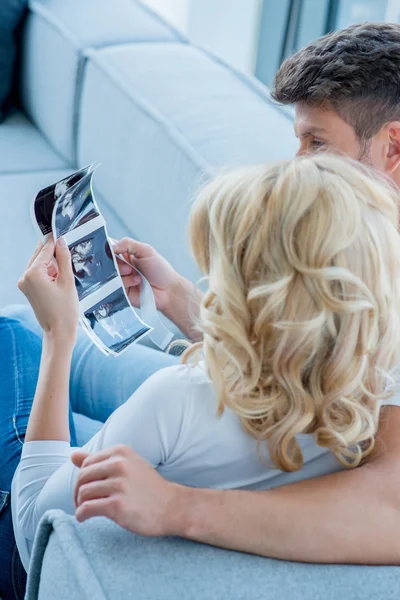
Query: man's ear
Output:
[[385, 121, 400, 173]]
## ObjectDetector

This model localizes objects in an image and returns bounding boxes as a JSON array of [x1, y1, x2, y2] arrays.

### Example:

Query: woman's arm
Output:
[[14, 319, 184, 544], [24, 335, 73, 442], [15, 366, 185, 541], [73, 407, 400, 564], [18, 237, 79, 443], [14, 238, 80, 542]]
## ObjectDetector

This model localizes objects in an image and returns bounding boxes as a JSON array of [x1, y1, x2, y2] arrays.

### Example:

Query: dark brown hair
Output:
[[273, 22, 400, 140]]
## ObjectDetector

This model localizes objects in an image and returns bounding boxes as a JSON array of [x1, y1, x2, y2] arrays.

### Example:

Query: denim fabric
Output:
[[0, 317, 76, 599]]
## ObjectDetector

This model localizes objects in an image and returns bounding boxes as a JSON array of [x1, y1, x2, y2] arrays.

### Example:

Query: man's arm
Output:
[[174, 406, 400, 564], [73, 407, 400, 565]]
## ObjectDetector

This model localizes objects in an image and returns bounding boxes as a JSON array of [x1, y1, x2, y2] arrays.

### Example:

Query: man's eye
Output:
[[310, 140, 325, 148]]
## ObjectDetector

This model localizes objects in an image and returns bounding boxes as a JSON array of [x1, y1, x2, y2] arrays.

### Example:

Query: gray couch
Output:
[[4, 1, 400, 599], [26, 511, 400, 600]]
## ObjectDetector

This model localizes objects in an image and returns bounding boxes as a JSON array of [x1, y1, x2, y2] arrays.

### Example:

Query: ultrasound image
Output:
[[34, 166, 92, 236], [83, 288, 150, 353], [69, 227, 118, 300], [53, 171, 99, 237]]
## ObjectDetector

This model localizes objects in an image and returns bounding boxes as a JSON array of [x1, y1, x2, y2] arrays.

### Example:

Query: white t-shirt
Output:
[[11, 362, 400, 571]]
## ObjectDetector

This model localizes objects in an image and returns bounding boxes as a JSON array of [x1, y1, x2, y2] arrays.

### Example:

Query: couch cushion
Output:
[[0, 169, 129, 308], [0, 0, 28, 121], [0, 111, 67, 173], [78, 43, 297, 281], [20, 0, 185, 163]]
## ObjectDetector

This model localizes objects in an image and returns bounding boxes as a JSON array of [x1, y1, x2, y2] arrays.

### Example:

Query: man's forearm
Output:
[[171, 459, 400, 564]]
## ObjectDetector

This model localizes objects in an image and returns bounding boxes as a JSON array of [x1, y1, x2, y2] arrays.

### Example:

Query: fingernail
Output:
[[119, 265, 131, 274], [58, 236, 67, 248]]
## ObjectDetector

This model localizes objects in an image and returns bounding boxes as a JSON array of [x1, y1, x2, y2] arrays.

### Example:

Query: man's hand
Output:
[[72, 445, 182, 537]]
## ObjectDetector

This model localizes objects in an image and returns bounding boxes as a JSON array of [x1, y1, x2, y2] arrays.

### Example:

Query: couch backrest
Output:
[[78, 43, 297, 280], [20, 0, 297, 280], [20, 0, 184, 163]]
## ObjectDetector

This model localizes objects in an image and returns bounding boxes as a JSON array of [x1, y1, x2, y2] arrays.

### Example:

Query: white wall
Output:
[[141, 0, 262, 74], [386, 0, 400, 21], [142, 0, 191, 34], [188, 0, 261, 73]]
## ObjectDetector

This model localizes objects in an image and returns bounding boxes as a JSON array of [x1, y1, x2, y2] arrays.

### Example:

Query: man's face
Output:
[[294, 103, 387, 172]]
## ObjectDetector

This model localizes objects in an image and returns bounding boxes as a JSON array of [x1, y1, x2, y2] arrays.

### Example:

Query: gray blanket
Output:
[[25, 510, 400, 600]]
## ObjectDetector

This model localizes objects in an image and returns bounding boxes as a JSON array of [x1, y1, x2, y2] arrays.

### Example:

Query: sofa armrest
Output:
[[26, 510, 400, 600]]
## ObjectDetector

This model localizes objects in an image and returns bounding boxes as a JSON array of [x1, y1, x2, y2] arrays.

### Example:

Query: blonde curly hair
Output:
[[184, 155, 400, 472]]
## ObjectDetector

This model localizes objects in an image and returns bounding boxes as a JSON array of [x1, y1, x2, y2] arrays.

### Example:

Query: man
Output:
[[10, 22, 400, 577]]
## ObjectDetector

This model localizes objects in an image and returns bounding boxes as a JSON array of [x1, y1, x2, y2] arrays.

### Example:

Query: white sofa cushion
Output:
[[0, 111, 67, 174], [78, 43, 297, 280], [20, 0, 184, 163]]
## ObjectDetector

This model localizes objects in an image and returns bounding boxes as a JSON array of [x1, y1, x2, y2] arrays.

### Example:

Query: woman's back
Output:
[[12, 363, 343, 534], [187, 155, 400, 471]]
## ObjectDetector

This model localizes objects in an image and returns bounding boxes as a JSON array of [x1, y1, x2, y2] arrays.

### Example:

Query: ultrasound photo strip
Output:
[[51, 174, 154, 355], [31, 165, 174, 355], [83, 288, 151, 355], [110, 239, 174, 350], [31, 165, 94, 240]]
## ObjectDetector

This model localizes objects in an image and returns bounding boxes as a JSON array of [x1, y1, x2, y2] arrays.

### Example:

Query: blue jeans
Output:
[[0, 306, 179, 600]]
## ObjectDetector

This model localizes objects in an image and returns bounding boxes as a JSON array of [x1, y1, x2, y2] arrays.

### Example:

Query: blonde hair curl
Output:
[[184, 155, 400, 472]]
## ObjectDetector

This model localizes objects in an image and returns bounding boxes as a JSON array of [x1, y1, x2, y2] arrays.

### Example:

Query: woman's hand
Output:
[[18, 237, 79, 344], [112, 237, 201, 339], [112, 237, 183, 314], [72, 445, 181, 537]]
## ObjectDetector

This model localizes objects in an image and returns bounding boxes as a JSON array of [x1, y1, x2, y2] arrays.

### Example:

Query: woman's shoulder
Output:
[[128, 361, 215, 419], [143, 361, 212, 392]]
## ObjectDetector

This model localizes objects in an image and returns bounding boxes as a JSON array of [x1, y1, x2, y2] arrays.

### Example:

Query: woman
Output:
[[5, 154, 400, 593]]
